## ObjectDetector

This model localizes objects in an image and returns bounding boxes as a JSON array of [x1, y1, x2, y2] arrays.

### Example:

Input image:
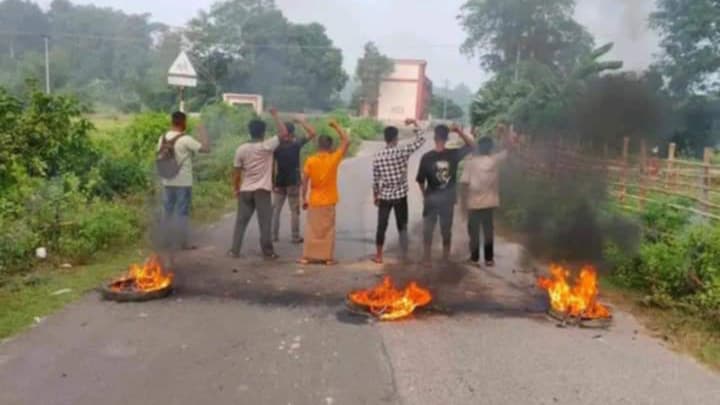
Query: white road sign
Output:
[[168, 51, 197, 88]]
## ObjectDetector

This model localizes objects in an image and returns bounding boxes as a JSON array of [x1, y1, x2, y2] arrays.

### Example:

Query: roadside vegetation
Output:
[[458, 0, 720, 368], [0, 84, 382, 339]]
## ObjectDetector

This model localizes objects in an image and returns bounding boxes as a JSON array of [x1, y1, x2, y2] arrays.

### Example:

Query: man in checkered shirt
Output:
[[371, 118, 427, 264]]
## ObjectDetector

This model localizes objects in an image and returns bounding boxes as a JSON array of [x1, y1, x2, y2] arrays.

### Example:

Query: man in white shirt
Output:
[[157, 111, 210, 250], [463, 129, 515, 267], [229, 108, 289, 259]]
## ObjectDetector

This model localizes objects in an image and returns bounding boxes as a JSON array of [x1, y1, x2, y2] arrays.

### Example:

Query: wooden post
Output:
[[666, 142, 676, 190], [621, 137, 630, 203], [703, 147, 713, 211], [639, 139, 647, 209]]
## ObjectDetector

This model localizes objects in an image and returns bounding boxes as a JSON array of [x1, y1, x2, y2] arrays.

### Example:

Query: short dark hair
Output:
[[477, 137, 494, 155], [171, 111, 186, 128], [384, 126, 399, 143], [317, 135, 333, 150], [434, 125, 450, 142], [248, 119, 267, 140], [285, 122, 296, 135]]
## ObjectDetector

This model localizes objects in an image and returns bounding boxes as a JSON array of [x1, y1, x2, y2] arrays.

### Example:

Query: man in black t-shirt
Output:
[[272, 116, 317, 243], [416, 124, 475, 262]]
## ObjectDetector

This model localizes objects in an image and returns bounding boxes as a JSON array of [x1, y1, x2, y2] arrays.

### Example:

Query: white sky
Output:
[[35, 0, 660, 88]]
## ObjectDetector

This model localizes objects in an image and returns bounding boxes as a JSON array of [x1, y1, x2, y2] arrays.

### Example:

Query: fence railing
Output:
[[513, 137, 720, 221]]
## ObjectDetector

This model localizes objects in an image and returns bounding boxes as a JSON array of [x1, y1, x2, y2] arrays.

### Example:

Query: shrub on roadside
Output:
[[607, 199, 720, 320]]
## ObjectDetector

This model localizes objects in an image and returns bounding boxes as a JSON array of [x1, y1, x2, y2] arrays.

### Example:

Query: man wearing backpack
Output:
[[156, 111, 210, 250]]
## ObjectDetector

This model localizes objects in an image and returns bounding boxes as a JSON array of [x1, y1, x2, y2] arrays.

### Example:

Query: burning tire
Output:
[[101, 283, 173, 303], [101, 255, 174, 303], [546, 307, 613, 329]]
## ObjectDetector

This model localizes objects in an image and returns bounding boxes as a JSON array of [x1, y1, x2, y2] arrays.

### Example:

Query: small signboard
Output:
[[168, 51, 197, 88]]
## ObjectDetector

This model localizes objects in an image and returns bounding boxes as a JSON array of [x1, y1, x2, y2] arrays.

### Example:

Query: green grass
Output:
[[0, 247, 146, 340], [88, 113, 133, 135], [601, 277, 720, 371]]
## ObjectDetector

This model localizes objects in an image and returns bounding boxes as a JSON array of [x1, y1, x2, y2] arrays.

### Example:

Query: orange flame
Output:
[[349, 276, 432, 321], [110, 255, 173, 293], [537, 264, 611, 319]]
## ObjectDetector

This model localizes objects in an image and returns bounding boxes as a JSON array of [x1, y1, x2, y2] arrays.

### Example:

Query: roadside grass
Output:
[[88, 113, 133, 135], [601, 277, 720, 371], [0, 247, 146, 340], [0, 187, 234, 342]]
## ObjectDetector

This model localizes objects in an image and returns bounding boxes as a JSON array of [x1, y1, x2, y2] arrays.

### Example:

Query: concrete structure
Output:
[[223, 93, 264, 115], [376, 59, 432, 122]]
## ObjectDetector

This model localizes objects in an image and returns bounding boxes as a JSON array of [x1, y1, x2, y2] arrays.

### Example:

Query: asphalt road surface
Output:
[[1, 135, 719, 405]]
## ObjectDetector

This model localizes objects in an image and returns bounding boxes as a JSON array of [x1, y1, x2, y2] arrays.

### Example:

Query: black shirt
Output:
[[416, 146, 472, 204], [274, 137, 309, 187]]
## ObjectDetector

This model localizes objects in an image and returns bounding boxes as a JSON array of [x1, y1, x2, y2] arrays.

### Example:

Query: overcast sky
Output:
[[36, 0, 660, 88]]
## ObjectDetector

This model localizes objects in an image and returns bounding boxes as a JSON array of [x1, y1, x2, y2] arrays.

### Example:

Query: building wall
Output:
[[376, 60, 428, 122], [377, 81, 418, 122]]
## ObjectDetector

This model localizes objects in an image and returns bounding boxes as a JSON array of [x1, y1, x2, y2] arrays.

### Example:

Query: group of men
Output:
[[158, 110, 509, 267]]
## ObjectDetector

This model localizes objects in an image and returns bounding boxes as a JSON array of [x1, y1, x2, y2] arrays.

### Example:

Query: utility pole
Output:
[[43, 35, 50, 94], [442, 79, 449, 120]]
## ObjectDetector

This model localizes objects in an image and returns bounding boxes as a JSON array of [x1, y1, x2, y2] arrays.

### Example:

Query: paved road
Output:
[[1, 136, 719, 405]]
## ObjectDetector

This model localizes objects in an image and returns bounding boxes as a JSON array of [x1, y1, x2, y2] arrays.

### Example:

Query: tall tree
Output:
[[651, 0, 720, 95], [186, 0, 347, 110], [459, 0, 594, 75], [431, 96, 464, 120], [354, 42, 393, 115], [0, 0, 49, 59]]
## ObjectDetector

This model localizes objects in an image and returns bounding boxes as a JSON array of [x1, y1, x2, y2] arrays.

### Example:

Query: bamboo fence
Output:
[[513, 137, 720, 221]]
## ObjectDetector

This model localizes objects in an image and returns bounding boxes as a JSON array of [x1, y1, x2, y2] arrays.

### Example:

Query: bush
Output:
[[608, 199, 720, 320], [57, 201, 141, 263], [0, 83, 97, 188], [0, 217, 39, 278]]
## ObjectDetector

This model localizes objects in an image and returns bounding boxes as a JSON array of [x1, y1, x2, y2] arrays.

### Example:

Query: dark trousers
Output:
[[468, 208, 494, 262], [423, 200, 455, 252], [376, 197, 409, 255], [231, 190, 274, 256], [162, 186, 192, 249]]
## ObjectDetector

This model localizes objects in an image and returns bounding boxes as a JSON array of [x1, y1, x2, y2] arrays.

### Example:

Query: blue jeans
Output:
[[163, 186, 192, 249]]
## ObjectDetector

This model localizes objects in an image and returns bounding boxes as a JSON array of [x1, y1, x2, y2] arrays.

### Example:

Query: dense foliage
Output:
[[607, 200, 720, 321], [186, 0, 348, 111], [459, 0, 594, 75], [0, 0, 349, 112]]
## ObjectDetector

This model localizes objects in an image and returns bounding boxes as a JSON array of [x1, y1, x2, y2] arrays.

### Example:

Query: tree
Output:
[[431, 96, 464, 120], [354, 42, 393, 115], [651, 0, 720, 95], [186, 0, 347, 110], [471, 43, 624, 139], [0, 0, 49, 59], [459, 0, 594, 75]]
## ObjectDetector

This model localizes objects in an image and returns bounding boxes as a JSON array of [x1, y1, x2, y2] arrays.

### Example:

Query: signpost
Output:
[[168, 51, 197, 112]]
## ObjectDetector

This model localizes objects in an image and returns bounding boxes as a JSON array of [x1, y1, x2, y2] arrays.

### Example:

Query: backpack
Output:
[[156, 133, 188, 179]]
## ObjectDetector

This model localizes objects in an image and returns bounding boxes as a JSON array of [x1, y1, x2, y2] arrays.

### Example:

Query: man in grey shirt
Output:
[[229, 108, 289, 259], [157, 111, 210, 250]]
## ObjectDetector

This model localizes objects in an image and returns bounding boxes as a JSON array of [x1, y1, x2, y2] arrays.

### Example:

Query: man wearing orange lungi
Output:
[[297, 120, 350, 265]]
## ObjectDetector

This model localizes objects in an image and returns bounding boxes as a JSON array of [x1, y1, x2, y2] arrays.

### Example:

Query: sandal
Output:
[[297, 258, 311, 265], [324, 260, 338, 266], [371, 257, 384, 264]]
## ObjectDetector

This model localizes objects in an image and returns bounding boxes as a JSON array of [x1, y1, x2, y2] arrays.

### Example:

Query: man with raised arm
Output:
[[272, 116, 317, 244], [229, 107, 289, 260], [371, 118, 427, 264], [416, 124, 475, 262], [297, 120, 351, 265]]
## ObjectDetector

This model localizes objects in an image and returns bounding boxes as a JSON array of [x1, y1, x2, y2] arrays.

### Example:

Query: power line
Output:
[[0, 29, 465, 50]]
